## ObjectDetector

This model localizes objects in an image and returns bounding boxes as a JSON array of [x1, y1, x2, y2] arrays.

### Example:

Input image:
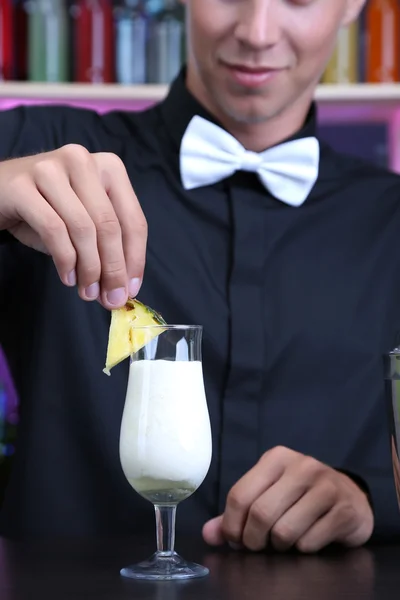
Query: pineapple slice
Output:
[[103, 299, 166, 375]]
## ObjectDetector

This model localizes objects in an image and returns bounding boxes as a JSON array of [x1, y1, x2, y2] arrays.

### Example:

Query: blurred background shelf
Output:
[[317, 84, 400, 103], [0, 82, 168, 101], [2, 82, 400, 103], [0, 81, 398, 175]]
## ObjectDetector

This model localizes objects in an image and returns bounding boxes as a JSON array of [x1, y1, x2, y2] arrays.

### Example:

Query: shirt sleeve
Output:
[[1, 102, 108, 156], [0, 107, 29, 291], [0, 106, 54, 290], [0, 102, 104, 254]]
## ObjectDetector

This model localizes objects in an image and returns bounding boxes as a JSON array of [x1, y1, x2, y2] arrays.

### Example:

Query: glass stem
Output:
[[154, 504, 177, 556]]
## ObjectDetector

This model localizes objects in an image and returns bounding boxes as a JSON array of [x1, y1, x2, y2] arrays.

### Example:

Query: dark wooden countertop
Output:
[[0, 534, 398, 599]]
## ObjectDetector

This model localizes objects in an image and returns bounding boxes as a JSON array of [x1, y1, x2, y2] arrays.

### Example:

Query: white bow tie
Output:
[[180, 115, 320, 207]]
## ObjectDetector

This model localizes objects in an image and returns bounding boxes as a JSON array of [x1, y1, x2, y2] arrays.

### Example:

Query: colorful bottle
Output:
[[146, 0, 184, 84], [0, 0, 14, 80], [366, 0, 400, 83], [115, 0, 147, 84], [71, 0, 114, 83], [323, 21, 359, 84], [13, 0, 28, 81], [27, 0, 69, 82]]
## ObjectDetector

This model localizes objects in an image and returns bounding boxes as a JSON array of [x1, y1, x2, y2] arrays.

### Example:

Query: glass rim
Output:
[[130, 324, 203, 331]]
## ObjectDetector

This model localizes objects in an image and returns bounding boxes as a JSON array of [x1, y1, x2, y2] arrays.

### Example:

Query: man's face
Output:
[[184, 0, 365, 126]]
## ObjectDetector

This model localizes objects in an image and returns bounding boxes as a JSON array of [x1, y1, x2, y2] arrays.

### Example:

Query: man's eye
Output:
[[289, 0, 315, 6]]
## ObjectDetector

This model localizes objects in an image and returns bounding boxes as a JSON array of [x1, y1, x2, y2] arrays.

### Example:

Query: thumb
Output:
[[202, 515, 225, 546]]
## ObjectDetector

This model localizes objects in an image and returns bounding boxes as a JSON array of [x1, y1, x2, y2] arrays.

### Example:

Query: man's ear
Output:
[[341, 0, 367, 27]]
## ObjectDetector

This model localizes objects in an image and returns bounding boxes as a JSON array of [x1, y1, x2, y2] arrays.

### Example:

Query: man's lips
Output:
[[222, 63, 284, 88]]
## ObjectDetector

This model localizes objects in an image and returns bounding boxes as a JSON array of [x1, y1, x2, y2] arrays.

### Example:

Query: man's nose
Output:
[[235, 0, 280, 50]]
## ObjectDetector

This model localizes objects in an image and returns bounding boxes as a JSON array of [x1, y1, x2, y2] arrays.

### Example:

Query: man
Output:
[[0, 0, 396, 552]]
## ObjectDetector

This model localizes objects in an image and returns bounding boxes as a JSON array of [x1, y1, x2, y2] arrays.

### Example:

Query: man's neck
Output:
[[219, 111, 309, 152], [185, 72, 315, 153]]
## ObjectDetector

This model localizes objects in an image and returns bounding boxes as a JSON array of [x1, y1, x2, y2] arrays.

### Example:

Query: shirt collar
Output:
[[159, 66, 319, 154]]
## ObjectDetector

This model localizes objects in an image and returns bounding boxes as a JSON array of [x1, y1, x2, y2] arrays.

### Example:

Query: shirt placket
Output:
[[218, 176, 267, 511]]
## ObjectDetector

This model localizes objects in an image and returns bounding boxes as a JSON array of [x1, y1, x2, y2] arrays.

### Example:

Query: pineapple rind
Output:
[[103, 299, 166, 375]]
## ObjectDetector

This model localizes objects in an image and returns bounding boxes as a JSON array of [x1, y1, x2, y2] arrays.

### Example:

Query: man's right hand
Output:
[[0, 144, 147, 309]]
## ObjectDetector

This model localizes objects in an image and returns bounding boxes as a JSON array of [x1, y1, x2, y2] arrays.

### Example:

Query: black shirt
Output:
[[0, 71, 400, 541]]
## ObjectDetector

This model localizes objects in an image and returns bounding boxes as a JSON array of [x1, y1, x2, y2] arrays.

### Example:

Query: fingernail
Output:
[[85, 282, 100, 300], [107, 287, 126, 306], [67, 270, 76, 286], [128, 277, 141, 298]]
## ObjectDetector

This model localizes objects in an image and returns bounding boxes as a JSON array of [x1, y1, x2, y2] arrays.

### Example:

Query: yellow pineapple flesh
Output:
[[103, 299, 166, 375]]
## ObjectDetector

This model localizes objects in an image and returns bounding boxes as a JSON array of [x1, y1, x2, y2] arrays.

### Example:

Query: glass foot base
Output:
[[120, 551, 209, 581]]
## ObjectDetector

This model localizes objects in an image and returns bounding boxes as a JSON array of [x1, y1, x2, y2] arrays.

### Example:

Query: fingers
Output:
[[297, 493, 373, 553], [13, 183, 77, 287], [296, 504, 357, 554], [1, 146, 147, 308], [268, 480, 337, 552], [34, 155, 102, 301], [34, 146, 147, 309], [206, 447, 373, 555], [239, 455, 339, 552], [94, 152, 147, 300], [8, 146, 147, 308], [61, 146, 129, 307], [221, 447, 292, 545], [240, 457, 326, 552], [241, 471, 310, 552]]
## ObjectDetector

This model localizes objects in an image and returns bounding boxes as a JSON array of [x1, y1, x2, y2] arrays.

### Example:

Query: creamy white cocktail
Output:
[[120, 359, 212, 504], [119, 324, 212, 581]]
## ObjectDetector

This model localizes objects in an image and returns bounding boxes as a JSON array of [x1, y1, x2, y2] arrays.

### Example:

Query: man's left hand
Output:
[[202, 446, 374, 553]]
